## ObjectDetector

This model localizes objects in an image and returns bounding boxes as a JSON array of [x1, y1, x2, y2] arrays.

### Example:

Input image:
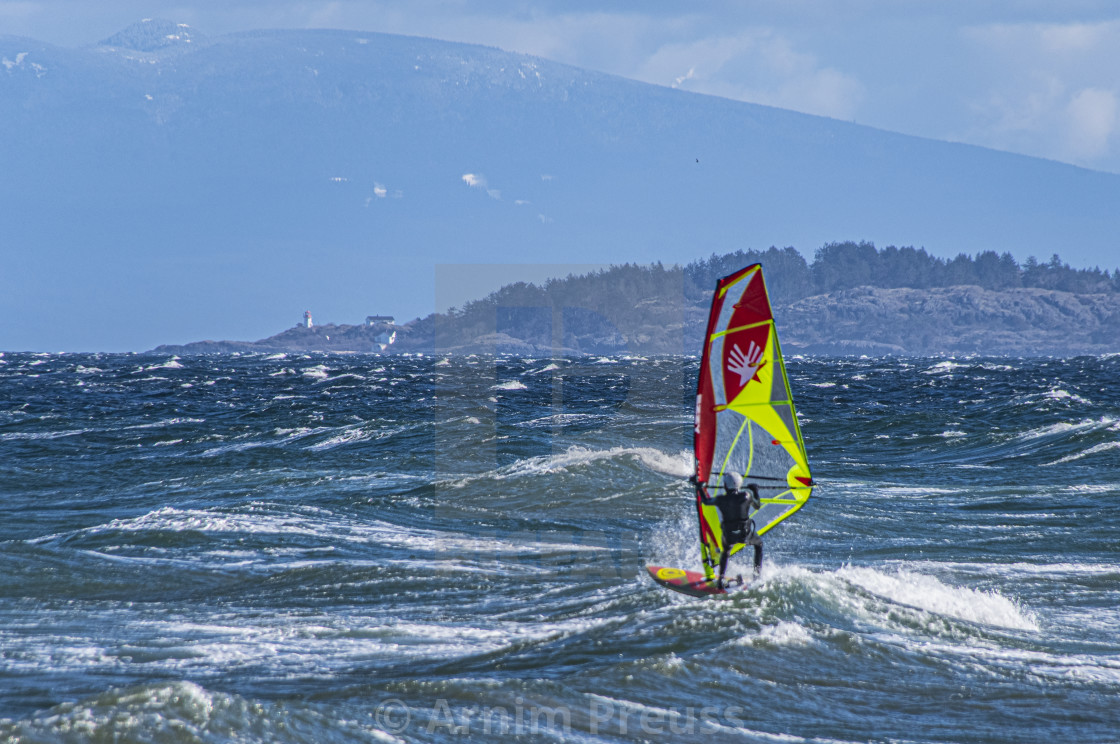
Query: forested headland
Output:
[[391, 243, 1120, 356], [702, 242, 1119, 303]]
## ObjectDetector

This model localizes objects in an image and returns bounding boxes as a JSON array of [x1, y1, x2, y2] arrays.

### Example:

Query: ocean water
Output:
[[1, 352, 1117, 743]]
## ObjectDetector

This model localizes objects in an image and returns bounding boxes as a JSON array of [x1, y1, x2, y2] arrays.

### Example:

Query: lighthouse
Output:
[[303, 310, 312, 328]]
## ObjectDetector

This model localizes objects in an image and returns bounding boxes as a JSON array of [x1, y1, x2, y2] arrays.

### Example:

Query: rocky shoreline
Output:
[[151, 285, 1120, 357], [779, 285, 1120, 356]]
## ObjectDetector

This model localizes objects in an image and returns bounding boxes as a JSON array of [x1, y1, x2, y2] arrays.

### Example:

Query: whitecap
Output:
[[835, 565, 1038, 631], [1015, 417, 1117, 442], [144, 358, 183, 371], [304, 425, 382, 451], [125, 417, 206, 430], [51, 507, 606, 564], [876, 485, 960, 497], [0, 428, 92, 441], [922, 360, 964, 375], [491, 380, 528, 391], [1043, 388, 1092, 405], [937, 560, 1119, 578], [317, 372, 365, 384], [735, 621, 815, 648], [518, 413, 601, 428], [1046, 441, 1120, 465], [454, 445, 693, 484]]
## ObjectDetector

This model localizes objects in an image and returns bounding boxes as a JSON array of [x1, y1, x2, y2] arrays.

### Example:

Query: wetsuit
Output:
[[697, 480, 763, 586]]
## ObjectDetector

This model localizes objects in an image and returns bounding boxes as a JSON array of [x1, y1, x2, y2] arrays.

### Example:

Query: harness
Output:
[[715, 486, 761, 547]]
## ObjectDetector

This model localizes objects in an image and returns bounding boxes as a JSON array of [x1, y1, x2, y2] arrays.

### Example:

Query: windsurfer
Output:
[[693, 472, 763, 588]]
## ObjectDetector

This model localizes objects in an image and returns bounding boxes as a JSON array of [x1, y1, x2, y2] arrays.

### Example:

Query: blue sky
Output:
[[4, 2, 1120, 351], [6, 0, 1120, 174]]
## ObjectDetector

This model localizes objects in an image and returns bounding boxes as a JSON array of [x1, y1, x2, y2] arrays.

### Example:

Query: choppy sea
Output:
[[1, 352, 1117, 743]]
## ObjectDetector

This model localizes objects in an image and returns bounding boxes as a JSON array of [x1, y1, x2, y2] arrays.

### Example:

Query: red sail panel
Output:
[[694, 264, 767, 480]]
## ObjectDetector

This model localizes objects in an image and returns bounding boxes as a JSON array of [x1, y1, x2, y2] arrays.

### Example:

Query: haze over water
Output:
[[1, 352, 1117, 742]]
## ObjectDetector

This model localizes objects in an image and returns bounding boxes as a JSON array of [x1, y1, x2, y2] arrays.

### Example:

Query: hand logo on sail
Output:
[[728, 341, 765, 387]]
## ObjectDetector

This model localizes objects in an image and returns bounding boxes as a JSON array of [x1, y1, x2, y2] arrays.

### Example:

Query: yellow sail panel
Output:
[[696, 501, 722, 579]]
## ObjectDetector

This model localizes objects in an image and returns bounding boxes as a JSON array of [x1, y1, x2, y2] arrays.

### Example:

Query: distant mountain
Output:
[[4, 21, 1120, 351], [99, 18, 207, 51]]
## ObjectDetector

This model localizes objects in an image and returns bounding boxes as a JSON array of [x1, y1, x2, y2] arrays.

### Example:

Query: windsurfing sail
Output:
[[693, 264, 813, 580]]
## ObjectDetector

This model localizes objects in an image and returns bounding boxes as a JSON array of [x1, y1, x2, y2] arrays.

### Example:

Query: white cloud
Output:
[[1038, 22, 1112, 54], [0, 2, 38, 23], [638, 29, 864, 120], [672, 67, 694, 88], [962, 20, 1120, 168], [1065, 87, 1118, 160], [461, 172, 500, 200]]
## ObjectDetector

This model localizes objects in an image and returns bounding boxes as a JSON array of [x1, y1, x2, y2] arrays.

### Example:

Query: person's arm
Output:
[[690, 474, 714, 505], [745, 483, 762, 511]]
